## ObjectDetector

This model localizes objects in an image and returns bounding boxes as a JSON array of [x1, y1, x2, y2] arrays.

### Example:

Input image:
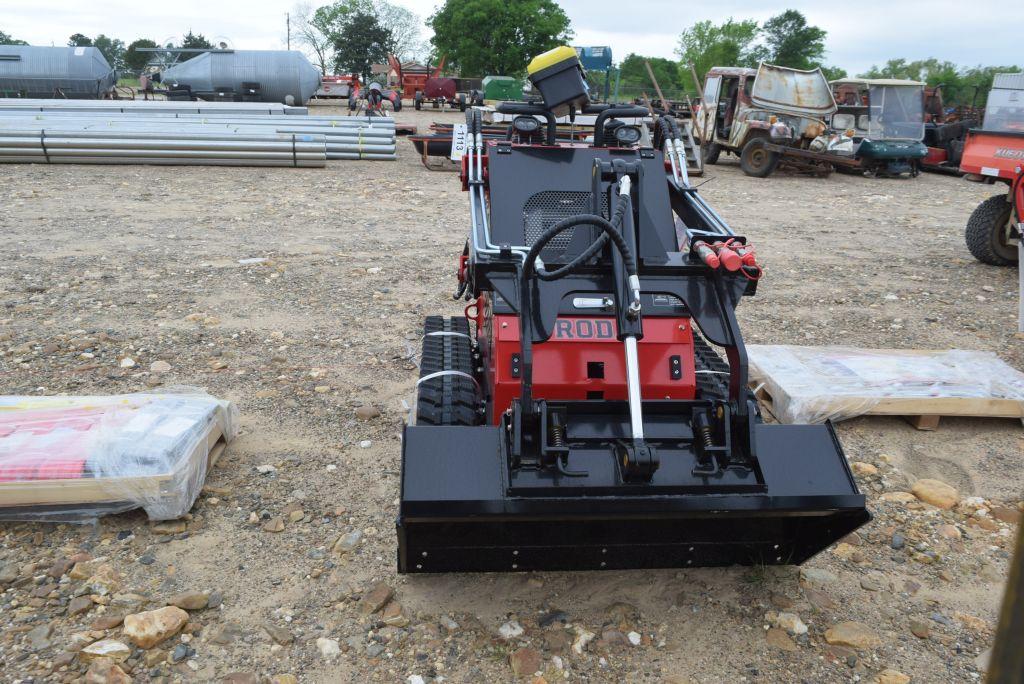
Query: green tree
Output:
[[0, 30, 29, 45], [330, 12, 393, 80], [675, 18, 760, 93], [93, 34, 126, 71], [758, 10, 826, 70], [819, 65, 847, 81], [429, 0, 573, 76], [617, 54, 684, 93], [125, 38, 158, 73], [310, 0, 425, 66], [180, 31, 213, 50], [68, 33, 93, 47], [860, 58, 1023, 106], [294, 2, 333, 73]]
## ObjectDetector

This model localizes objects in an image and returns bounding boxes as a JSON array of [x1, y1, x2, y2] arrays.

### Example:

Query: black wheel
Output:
[[458, 93, 466, 112], [702, 142, 721, 165], [414, 93, 422, 111], [416, 316, 481, 426], [739, 138, 781, 178], [393, 96, 402, 112], [965, 194, 1017, 266]]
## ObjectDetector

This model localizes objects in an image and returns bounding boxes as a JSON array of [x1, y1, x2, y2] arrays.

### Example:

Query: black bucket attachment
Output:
[[398, 417, 870, 574]]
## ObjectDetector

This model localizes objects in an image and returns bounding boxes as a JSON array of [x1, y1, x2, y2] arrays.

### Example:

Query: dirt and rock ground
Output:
[[0, 105, 1022, 684]]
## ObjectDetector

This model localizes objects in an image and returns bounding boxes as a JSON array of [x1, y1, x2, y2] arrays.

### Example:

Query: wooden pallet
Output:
[[750, 382, 1024, 431], [0, 421, 226, 509]]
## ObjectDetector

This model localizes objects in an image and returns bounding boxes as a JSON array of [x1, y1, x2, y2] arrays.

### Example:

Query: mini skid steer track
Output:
[[398, 47, 870, 574]]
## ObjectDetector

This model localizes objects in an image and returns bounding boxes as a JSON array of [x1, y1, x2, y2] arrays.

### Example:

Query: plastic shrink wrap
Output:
[[0, 389, 237, 522], [748, 346, 1024, 424]]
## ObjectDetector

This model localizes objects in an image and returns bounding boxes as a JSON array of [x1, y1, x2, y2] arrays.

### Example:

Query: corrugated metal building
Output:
[[0, 45, 116, 98], [157, 50, 321, 105]]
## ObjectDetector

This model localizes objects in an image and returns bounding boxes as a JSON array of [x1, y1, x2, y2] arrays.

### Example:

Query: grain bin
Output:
[[0, 45, 116, 98], [157, 50, 321, 105]]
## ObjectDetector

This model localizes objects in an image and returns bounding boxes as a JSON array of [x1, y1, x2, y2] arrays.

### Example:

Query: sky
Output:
[[2, 0, 1017, 77]]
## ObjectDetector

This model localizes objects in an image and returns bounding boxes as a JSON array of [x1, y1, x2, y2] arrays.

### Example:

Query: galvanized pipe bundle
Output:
[[0, 112, 396, 161], [0, 129, 327, 167], [0, 98, 309, 115]]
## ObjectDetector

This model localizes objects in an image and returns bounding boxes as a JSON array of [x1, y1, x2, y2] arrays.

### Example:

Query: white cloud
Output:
[[2, 0, 1016, 76]]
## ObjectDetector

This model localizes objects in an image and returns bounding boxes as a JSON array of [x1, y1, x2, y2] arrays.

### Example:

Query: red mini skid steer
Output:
[[398, 48, 869, 574]]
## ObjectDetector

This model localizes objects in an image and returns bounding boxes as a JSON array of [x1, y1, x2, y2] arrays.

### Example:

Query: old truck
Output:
[[694, 63, 837, 177]]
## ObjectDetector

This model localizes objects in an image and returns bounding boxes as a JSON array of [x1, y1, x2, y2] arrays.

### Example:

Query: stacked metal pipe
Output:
[[0, 98, 308, 115], [0, 99, 398, 164], [0, 129, 327, 167]]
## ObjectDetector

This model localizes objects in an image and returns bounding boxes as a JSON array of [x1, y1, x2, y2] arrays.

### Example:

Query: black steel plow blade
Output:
[[397, 423, 870, 574]]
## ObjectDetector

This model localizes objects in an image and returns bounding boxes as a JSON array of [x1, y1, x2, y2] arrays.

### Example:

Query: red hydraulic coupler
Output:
[[731, 243, 758, 268], [691, 241, 720, 269], [729, 242, 763, 280], [710, 241, 742, 271]]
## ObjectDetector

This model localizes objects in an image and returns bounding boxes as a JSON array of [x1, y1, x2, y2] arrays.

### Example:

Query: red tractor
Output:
[[960, 74, 1024, 266], [921, 84, 982, 174], [397, 47, 868, 574], [347, 81, 402, 116], [386, 54, 477, 112]]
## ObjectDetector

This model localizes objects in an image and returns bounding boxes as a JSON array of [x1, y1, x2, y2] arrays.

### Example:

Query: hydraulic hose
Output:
[[523, 208, 637, 283], [528, 193, 631, 281], [518, 185, 641, 414]]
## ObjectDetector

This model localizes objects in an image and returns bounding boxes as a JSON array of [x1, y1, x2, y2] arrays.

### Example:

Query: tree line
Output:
[[0, 28, 220, 74], [4, 2, 1022, 102], [291, 0, 571, 79], [618, 11, 1020, 107]]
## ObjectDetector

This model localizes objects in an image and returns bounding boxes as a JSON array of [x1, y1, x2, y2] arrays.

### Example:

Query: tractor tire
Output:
[[458, 93, 467, 112], [416, 316, 481, 426], [702, 142, 721, 165], [739, 138, 781, 178], [965, 194, 1017, 266], [393, 96, 402, 112]]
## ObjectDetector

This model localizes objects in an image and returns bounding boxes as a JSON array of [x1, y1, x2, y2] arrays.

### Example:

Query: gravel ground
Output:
[[0, 105, 1021, 684]]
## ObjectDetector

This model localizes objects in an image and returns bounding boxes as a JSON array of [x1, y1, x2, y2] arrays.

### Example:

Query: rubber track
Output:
[[416, 316, 480, 425], [692, 330, 732, 401]]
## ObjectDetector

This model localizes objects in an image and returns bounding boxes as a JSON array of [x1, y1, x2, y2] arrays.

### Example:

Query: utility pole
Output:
[[286, 13, 291, 50]]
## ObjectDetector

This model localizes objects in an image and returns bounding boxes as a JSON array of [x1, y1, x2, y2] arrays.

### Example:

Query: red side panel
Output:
[[424, 77, 457, 100], [923, 147, 947, 166], [960, 130, 1024, 180], [403, 74, 429, 99], [479, 307, 697, 423]]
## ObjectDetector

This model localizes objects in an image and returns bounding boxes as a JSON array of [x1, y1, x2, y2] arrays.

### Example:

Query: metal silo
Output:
[[0, 45, 116, 98], [158, 50, 321, 105]]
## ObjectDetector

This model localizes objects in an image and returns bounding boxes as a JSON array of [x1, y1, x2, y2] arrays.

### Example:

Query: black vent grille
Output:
[[522, 191, 609, 258]]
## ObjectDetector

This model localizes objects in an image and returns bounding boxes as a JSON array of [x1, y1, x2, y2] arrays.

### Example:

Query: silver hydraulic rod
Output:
[[664, 140, 680, 185], [624, 337, 644, 441], [673, 137, 690, 186], [616, 175, 644, 442], [1019, 230, 1023, 333]]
